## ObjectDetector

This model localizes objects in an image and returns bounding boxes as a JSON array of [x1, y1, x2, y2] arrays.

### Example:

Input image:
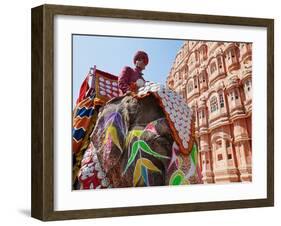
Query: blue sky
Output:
[[72, 35, 183, 105]]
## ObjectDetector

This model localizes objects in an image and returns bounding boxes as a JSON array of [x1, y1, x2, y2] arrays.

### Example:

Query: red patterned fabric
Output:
[[76, 74, 89, 105], [95, 69, 119, 103], [118, 66, 145, 95]]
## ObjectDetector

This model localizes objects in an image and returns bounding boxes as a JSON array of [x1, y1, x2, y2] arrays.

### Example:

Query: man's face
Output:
[[135, 59, 146, 70]]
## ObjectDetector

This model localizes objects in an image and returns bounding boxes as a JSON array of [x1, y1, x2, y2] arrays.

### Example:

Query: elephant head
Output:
[[77, 93, 202, 189]]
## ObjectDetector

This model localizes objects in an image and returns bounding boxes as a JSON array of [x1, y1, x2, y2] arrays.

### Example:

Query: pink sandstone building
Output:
[[166, 41, 252, 183]]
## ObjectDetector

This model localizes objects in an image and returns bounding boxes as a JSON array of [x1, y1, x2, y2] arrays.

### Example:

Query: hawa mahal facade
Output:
[[166, 41, 252, 183]]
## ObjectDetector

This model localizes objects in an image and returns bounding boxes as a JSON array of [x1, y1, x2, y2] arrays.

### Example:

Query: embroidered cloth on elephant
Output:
[[135, 82, 195, 155], [94, 69, 119, 103], [72, 95, 96, 154]]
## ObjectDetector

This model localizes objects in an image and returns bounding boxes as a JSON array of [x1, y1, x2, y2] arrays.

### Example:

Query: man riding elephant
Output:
[[118, 50, 148, 95], [72, 50, 203, 189]]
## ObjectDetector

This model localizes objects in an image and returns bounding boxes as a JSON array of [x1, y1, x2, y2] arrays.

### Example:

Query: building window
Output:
[[227, 154, 232, 159], [219, 93, 224, 108], [188, 81, 193, 93], [210, 62, 217, 74], [230, 90, 239, 101], [230, 92, 234, 101], [194, 79, 198, 88], [235, 90, 239, 99], [216, 140, 222, 149], [190, 55, 195, 66], [199, 110, 205, 119], [231, 49, 235, 58], [245, 80, 251, 92], [226, 141, 230, 148], [227, 51, 231, 60], [218, 57, 223, 69], [200, 74, 206, 83], [210, 96, 218, 113], [217, 154, 223, 161]]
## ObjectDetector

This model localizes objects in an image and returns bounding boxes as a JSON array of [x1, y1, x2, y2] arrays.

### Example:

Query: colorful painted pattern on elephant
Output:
[[77, 110, 202, 188], [74, 79, 202, 189], [78, 109, 127, 189], [124, 126, 202, 186], [168, 142, 203, 185]]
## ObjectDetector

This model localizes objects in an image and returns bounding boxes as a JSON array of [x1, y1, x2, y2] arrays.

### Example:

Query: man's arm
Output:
[[118, 66, 131, 94]]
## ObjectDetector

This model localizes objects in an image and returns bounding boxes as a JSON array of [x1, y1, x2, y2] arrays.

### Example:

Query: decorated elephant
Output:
[[72, 78, 203, 189]]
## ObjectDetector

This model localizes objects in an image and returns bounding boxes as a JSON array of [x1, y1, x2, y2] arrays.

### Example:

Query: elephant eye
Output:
[[150, 135, 170, 146], [151, 135, 161, 140]]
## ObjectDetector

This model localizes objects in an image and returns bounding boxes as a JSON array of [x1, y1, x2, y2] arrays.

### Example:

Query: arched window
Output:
[[217, 154, 223, 161], [194, 78, 198, 89], [226, 140, 230, 148], [199, 46, 207, 62], [199, 74, 205, 83], [231, 49, 236, 59], [230, 92, 234, 101], [245, 80, 251, 92], [210, 96, 218, 113], [210, 62, 217, 74], [219, 93, 224, 108], [234, 90, 239, 99], [227, 51, 231, 60], [230, 90, 239, 101], [184, 65, 188, 75], [217, 57, 223, 69], [199, 110, 205, 119], [188, 81, 193, 93]]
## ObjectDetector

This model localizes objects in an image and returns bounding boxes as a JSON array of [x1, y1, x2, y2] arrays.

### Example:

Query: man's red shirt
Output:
[[118, 66, 145, 95]]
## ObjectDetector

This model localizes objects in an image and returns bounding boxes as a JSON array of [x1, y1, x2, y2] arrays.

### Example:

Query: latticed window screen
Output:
[[219, 93, 224, 108], [210, 96, 218, 113]]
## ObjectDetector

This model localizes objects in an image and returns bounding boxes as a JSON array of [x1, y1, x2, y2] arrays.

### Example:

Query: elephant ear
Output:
[[91, 102, 128, 173]]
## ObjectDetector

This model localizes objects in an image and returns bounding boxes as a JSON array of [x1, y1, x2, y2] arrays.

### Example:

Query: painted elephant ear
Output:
[[91, 103, 127, 173]]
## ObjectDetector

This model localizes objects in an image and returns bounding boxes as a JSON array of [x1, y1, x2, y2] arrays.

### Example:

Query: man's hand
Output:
[[129, 83, 138, 93], [136, 79, 145, 88]]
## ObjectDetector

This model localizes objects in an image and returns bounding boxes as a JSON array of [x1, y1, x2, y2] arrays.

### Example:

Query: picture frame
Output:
[[31, 4, 274, 221]]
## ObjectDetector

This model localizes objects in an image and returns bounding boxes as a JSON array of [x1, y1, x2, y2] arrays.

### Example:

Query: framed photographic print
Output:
[[31, 4, 274, 221]]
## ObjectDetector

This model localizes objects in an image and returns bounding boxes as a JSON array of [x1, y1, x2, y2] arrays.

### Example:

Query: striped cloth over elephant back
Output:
[[72, 95, 98, 186], [72, 69, 119, 187]]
